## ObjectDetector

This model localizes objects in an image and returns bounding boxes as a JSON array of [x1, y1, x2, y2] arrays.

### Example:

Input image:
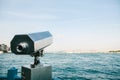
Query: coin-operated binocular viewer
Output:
[[11, 31, 53, 80]]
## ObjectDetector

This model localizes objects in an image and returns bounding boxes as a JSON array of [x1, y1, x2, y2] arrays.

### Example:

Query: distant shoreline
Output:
[[0, 52, 120, 54], [46, 52, 120, 54]]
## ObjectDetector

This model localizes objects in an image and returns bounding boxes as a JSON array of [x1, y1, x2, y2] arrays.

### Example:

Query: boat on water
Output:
[[0, 44, 10, 53]]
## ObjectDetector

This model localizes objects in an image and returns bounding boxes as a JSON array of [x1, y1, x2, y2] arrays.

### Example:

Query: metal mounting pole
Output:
[[30, 50, 44, 68]]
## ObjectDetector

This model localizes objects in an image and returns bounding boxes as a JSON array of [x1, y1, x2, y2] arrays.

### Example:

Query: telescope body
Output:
[[11, 31, 53, 54]]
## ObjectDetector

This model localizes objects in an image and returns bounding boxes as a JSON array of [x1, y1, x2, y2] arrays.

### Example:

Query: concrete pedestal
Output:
[[21, 65, 52, 80]]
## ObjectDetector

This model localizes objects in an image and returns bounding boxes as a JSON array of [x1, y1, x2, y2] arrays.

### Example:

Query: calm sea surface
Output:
[[0, 53, 120, 80]]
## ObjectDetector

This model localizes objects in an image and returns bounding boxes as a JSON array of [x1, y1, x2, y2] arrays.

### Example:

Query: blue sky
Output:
[[0, 0, 120, 52]]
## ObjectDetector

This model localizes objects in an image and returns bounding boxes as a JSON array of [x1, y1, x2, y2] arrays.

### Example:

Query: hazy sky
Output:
[[0, 0, 120, 52]]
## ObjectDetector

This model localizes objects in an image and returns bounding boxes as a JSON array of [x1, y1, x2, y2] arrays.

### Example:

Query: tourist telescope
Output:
[[10, 31, 53, 80], [11, 31, 53, 55]]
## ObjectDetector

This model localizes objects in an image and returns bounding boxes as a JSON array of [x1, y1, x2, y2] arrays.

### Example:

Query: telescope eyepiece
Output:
[[16, 42, 28, 53]]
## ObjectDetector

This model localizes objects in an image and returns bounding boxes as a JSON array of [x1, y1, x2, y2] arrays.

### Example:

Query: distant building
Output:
[[0, 44, 9, 53]]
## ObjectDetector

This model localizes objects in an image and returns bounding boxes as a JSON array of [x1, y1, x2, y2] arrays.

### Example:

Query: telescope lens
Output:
[[16, 42, 28, 53], [17, 45, 23, 52]]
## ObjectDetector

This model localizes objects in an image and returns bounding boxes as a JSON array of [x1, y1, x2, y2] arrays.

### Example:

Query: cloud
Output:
[[1, 11, 58, 20]]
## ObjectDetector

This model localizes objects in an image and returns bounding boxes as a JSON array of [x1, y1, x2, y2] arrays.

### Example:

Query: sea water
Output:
[[0, 53, 120, 80]]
